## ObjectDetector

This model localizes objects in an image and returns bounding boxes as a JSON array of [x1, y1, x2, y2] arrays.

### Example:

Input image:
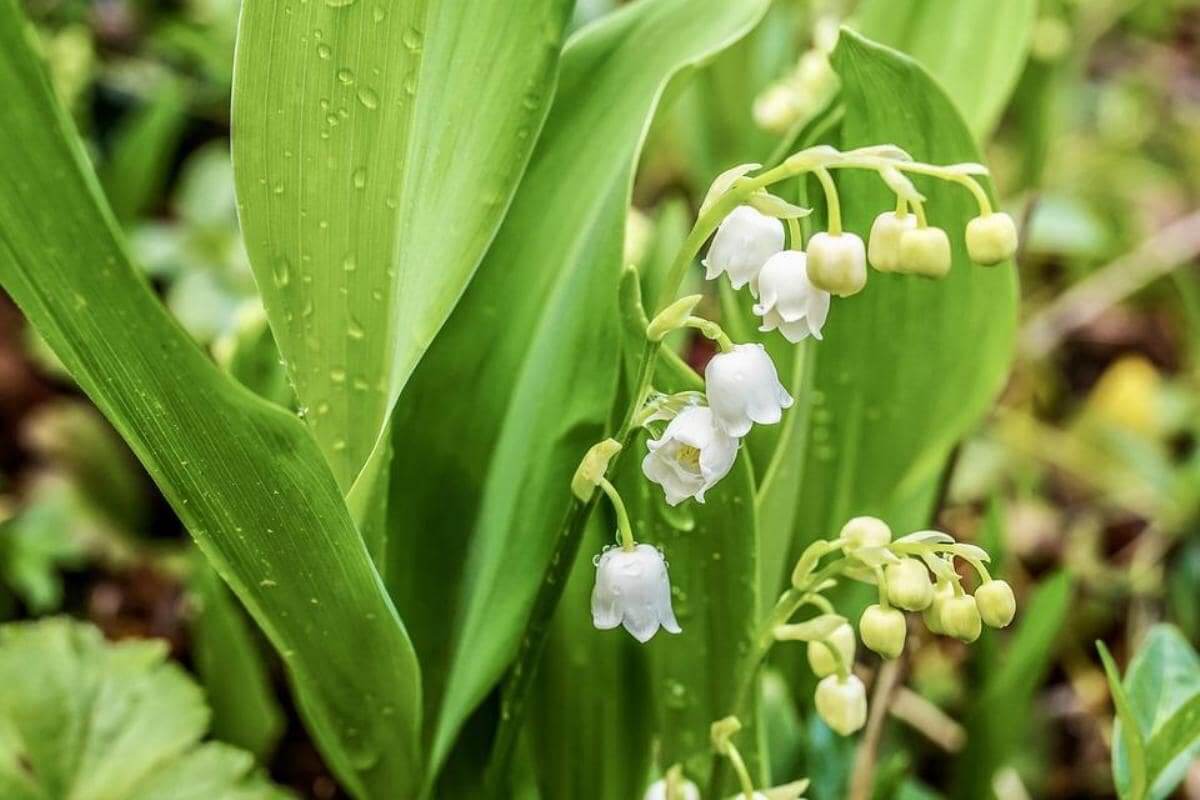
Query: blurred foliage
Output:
[[0, 617, 291, 799]]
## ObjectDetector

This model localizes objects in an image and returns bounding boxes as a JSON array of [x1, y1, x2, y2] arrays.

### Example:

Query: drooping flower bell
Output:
[[885, 558, 934, 611], [807, 621, 856, 678], [805, 231, 867, 297], [705, 343, 793, 437], [868, 211, 918, 272], [840, 516, 891, 551], [898, 225, 952, 278], [644, 775, 700, 800], [966, 212, 1018, 265], [703, 205, 785, 293], [940, 593, 982, 642], [814, 674, 868, 735], [752, 250, 831, 343], [592, 544, 682, 643], [975, 579, 1017, 628], [642, 406, 738, 505], [859, 604, 906, 659]]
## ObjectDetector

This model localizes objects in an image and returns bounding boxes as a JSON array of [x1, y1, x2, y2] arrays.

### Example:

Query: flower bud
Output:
[[867, 211, 917, 272], [965, 212, 1018, 266], [644, 777, 700, 800], [859, 604, 906, 659], [814, 674, 867, 736], [885, 559, 934, 611], [806, 231, 867, 297], [975, 579, 1016, 628], [897, 226, 952, 278], [806, 621, 856, 678], [940, 594, 982, 642], [840, 516, 891, 550], [923, 579, 955, 635]]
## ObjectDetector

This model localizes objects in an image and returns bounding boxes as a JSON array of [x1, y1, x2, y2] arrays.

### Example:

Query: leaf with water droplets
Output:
[[233, 0, 574, 501], [0, 5, 423, 795], [386, 0, 771, 784]]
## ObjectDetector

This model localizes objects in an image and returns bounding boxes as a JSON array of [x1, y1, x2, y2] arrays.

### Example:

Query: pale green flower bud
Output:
[[885, 558, 934, 611], [840, 516, 891, 550], [806, 231, 867, 297], [941, 594, 982, 642], [814, 674, 867, 736], [975, 579, 1016, 628], [806, 621, 856, 678], [897, 226, 952, 278], [867, 211, 917, 272], [859, 604, 906, 659], [923, 579, 955, 635], [965, 212, 1018, 266]]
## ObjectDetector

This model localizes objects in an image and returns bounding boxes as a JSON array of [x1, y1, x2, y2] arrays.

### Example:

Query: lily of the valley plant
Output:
[[561, 147, 1019, 798]]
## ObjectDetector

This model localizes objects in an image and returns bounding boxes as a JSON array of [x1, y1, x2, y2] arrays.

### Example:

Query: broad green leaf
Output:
[[630, 449, 760, 792], [764, 30, 1018, 595], [189, 561, 284, 761], [854, 0, 1038, 138], [527, 517, 653, 800], [0, 8, 420, 796], [952, 572, 1072, 798], [385, 0, 771, 775], [1113, 625, 1200, 799], [0, 618, 289, 800], [231, 0, 573, 493]]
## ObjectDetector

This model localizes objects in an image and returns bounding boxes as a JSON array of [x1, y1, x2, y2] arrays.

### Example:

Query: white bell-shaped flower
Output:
[[643, 777, 701, 800], [705, 343, 793, 437], [703, 205, 785, 293], [592, 543, 682, 643], [643, 406, 738, 505], [753, 250, 831, 343]]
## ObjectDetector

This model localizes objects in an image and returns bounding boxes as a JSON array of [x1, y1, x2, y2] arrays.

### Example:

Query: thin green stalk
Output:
[[708, 558, 848, 795], [483, 339, 658, 794]]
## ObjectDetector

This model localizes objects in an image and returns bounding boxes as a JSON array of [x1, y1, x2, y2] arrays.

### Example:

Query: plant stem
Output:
[[848, 658, 903, 800], [597, 476, 635, 550], [708, 558, 848, 795], [483, 337, 659, 795]]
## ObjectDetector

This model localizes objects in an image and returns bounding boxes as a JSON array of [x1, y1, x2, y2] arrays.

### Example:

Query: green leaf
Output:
[[853, 0, 1038, 138], [0, 618, 290, 800], [632, 450, 760, 791], [0, 6, 421, 796], [385, 0, 770, 774], [231, 0, 573, 493], [763, 30, 1019, 596], [1112, 625, 1200, 799], [188, 561, 284, 761], [952, 572, 1072, 798], [1099, 641, 1148, 800]]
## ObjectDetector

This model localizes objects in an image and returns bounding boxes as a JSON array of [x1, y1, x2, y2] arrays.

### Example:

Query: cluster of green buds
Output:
[[770, 516, 1015, 736]]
